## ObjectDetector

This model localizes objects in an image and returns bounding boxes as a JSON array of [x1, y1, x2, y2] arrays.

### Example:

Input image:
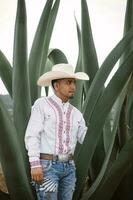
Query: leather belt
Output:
[[40, 153, 74, 162]]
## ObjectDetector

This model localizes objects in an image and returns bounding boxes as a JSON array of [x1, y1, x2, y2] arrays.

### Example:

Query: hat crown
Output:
[[52, 63, 74, 74], [37, 63, 89, 87]]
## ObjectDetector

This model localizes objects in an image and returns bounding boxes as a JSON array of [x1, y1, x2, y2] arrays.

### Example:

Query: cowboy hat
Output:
[[37, 63, 89, 87]]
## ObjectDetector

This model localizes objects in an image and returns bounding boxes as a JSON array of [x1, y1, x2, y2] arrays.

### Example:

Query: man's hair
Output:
[[51, 79, 60, 89]]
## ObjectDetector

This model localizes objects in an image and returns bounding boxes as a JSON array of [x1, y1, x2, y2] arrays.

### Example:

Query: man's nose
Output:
[[70, 82, 76, 90]]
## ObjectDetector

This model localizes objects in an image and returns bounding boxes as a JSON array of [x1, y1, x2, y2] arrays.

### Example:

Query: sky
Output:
[[0, 0, 127, 94]]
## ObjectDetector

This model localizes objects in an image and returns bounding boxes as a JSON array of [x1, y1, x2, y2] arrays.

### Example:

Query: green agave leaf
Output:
[[119, 0, 133, 65], [89, 134, 105, 182], [44, 56, 54, 72], [122, 0, 133, 137], [48, 48, 68, 64], [103, 113, 112, 153], [83, 26, 133, 121], [0, 97, 34, 200], [127, 76, 133, 135], [81, 83, 129, 199], [0, 51, 12, 97], [87, 136, 133, 200], [81, 0, 99, 91], [119, 97, 130, 148], [39, 0, 60, 76], [29, 0, 60, 104], [119, 0, 133, 139], [29, 0, 53, 103], [0, 190, 10, 200], [124, 0, 133, 33], [70, 17, 83, 110], [122, 0, 133, 57], [73, 51, 133, 199], [43, 58, 53, 96], [74, 16, 82, 73], [13, 0, 31, 148]]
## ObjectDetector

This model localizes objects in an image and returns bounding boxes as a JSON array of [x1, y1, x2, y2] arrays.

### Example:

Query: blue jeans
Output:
[[33, 159, 76, 200]]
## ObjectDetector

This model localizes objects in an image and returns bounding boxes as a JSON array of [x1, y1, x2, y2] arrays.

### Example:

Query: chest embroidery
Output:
[[47, 97, 73, 154]]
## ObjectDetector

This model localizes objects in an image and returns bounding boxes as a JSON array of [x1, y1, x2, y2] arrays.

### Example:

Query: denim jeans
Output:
[[33, 159, 76, 200]]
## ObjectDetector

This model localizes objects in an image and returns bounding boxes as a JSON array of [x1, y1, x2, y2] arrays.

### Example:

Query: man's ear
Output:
[[54, 81, 59, 91]]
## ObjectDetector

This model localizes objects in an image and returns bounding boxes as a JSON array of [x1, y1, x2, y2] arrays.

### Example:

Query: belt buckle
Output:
[[58, 154, 69, 162]]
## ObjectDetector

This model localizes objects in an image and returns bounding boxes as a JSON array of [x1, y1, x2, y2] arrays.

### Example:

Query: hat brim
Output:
[[37, 71, 89, 87]]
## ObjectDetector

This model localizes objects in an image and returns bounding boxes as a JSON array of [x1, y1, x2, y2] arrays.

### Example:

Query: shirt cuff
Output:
[[29, 157, 41, 168], [78, 126, 88, 144]]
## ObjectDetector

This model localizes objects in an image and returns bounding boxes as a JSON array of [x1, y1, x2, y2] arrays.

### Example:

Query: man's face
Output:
[[54, 78, 76, 100]]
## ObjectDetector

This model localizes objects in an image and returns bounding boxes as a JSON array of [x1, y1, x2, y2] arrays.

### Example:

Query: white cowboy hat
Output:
[[37, 63, 89, 87]]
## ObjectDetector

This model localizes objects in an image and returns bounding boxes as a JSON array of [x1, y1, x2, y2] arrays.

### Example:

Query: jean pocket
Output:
[[41, 160, 52, 171], [69, 160, 76, 170]]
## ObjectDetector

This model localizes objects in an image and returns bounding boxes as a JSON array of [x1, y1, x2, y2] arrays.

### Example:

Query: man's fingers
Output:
[[36, 173, 43, 182], [36, 174, 43, 183], [31, 167, 43, 183]]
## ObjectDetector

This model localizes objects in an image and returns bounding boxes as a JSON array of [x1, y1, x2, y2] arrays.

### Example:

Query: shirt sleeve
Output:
[[77, 114, 88, 144], [24, 99, 44, 168]]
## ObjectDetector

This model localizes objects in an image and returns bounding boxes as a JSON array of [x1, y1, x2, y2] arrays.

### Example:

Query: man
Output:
[[25, 63, 89, 200]]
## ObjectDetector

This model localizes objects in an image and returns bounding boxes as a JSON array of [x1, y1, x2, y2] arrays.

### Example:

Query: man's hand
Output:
[[31, 166, 43, 184]]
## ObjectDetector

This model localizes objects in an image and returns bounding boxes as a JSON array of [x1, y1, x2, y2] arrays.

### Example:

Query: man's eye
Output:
[[67, 81, 71, 85]]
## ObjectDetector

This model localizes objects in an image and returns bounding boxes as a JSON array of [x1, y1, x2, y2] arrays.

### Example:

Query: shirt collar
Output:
[[51, 94, 69, 107]]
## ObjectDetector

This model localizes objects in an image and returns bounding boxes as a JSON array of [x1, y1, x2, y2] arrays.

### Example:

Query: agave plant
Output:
[[0, 0, 133, 200]]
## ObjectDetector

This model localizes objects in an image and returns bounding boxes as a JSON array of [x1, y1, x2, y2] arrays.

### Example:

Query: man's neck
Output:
[[54, 93, 69, 103]]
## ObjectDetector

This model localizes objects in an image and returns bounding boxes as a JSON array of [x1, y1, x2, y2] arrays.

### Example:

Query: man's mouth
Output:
[[69, 91, 75, 94]]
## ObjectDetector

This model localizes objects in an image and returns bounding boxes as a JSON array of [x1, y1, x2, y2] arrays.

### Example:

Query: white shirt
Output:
[[25, 94, 87, 167]]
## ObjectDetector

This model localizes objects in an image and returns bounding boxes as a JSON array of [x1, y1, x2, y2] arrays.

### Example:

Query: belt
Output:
[[40, 153, 74, 162]]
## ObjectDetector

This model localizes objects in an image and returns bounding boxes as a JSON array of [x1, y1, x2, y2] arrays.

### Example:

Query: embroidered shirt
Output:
[[25, 94, 88, 168]]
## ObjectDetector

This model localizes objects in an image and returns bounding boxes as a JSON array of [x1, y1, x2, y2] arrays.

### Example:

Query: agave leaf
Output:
[[81, 0, 99, 92], [0, 190, 10, 200], [73, 51, 133, 199], [127, 76, 133, 135], [121, 0, 133, 137], [103, 113, 112, 153], [112, 164, 133, 200], [0, 97, 34, 200], [124, 0, 133, 32], [29, 0, 60, 104], [120, 0, 133, 64], [118, 0, 133, 143], [119, 97, 130, 148], [48, 48, 68, 64], [87, 136, 133, 200], [39, 0, 60, 76], [75, 16, 82, 73], [13, 0, 31, 149], [89, 134, 105, 182], [81, 82, 129, 199], [0, 51, 12, 97], [83, 26, 133, 120], [70, 17, 83, 110], [29, 0, 53, 103], [43, 58, 53, 96]]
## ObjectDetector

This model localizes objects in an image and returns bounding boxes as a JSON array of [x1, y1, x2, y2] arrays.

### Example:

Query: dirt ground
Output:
[[0, 165, 8, 193]]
